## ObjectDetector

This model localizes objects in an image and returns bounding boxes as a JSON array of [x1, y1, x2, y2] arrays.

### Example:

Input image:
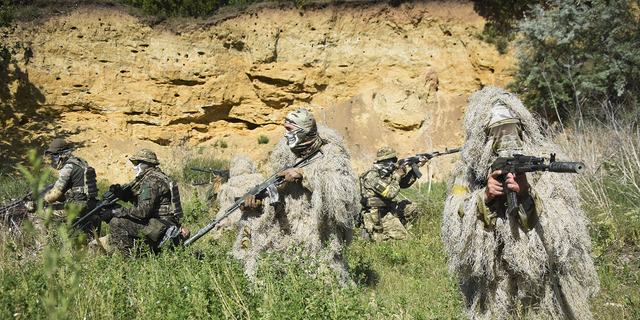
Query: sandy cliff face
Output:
[[1, 0, 513, 182]]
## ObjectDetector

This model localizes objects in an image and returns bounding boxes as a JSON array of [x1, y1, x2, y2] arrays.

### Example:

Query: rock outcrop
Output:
[[0, 0, 513, 179]]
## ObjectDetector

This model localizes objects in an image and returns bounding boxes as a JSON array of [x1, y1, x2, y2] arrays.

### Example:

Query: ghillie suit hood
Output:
[[441, 86, 599, 319], [213, 155, 265, 235], [231, 126, 359, 283]]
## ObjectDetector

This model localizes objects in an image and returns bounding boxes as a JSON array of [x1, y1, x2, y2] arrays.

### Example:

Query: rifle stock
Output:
[[184, 149, 324, 247]]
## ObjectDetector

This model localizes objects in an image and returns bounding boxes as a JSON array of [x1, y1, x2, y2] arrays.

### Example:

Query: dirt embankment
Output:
[[0, 0, 513, 182]]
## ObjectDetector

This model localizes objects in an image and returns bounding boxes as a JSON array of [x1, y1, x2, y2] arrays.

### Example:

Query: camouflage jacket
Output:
[[115, 167, 180, 225], [361, 166, 417, 207], [49, 156, 97, 203]]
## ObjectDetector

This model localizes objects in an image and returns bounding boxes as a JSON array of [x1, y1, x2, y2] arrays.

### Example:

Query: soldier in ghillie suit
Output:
[[210, 154, 264, 238], [97, 149, 189, 256], [233, 108, 359, 282], [441, 86, 599, 319], [360, 147, 426, 241], [42, 138, 100, 239]]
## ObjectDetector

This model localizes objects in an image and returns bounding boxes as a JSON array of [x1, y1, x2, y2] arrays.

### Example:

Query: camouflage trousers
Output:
[[361, 200, 419, 241], [109, 217, 147, 257], [31, 200, 99, 246], [109, 217, 178, 257]]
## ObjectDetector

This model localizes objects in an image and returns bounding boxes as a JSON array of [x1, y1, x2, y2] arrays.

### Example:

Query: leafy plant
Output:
[[509, 0, 640, 121], [257, 134, 270, 145]]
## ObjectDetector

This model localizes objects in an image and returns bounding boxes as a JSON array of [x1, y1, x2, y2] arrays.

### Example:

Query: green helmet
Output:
[[130, 149, 159, 165], [45, 138, 70, 155], [375, 147, 398, 162]]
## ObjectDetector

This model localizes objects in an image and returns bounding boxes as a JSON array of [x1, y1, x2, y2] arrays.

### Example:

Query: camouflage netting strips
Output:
[[213, 155, 265, 234], [231, 126, 359, 284], [441, 86, 599, 319]]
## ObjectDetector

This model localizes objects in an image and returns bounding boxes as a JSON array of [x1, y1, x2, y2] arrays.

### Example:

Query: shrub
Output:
[[257, 135, 269, 144], [509, 0, 640, 121]]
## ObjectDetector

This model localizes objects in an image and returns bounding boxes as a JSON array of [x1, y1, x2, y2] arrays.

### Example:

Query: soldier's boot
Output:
[[361, 228, 371, 240], [90, 235, 115, 254]]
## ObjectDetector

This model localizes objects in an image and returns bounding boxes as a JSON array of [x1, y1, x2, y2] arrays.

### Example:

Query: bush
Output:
[[509, 0, 640, 121], [257, 135, 269, 145]]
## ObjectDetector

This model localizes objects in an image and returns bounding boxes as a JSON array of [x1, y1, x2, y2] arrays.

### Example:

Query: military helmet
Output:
[[46, 138, 70, 154], [375, 147, 398, 162], [130, 149, 159, 165]]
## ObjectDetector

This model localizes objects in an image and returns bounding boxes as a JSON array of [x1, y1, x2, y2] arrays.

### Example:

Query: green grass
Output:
[[1, 149, 640, 319]]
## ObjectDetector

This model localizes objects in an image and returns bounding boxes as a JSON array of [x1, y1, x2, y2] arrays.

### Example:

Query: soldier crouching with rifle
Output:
[[359, 147, 428, 241], [228, 108, 360, 283], [95, 149, 189, 257], [40, 138, 100, 244]]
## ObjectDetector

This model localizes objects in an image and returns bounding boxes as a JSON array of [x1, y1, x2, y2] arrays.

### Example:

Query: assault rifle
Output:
[[397, 148, 461, 178], [190, 167, 230, 186], [1, 184, 53, 223], [184, 148, 324, 246], [69, 181, 135, 238], [491, 154, 585, 216]]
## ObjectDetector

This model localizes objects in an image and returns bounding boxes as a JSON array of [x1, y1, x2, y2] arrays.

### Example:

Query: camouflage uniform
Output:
[[107, 150, 183, 256], [360, 147, 419, 241], [41, 139, 99, 239]]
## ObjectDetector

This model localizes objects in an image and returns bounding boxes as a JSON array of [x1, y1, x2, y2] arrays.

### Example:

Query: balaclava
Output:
[[284, 108, 320, 154]]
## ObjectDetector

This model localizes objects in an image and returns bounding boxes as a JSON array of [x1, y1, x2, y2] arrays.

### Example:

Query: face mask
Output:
[[51, 153, 69, 170], [132, 162, 147, 176], [376, 160, 397, 177], [284, 128, 305, 149], [490, 122, 523, 153]]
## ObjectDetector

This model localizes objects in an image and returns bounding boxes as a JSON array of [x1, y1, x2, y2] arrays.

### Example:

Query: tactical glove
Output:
[[99, 208, 115, 223]]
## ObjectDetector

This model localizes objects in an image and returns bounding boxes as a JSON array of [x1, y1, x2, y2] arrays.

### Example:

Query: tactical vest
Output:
[[66, 157, 98, 199], [147, 170, 183, 220], [359, 169, 392, 207]]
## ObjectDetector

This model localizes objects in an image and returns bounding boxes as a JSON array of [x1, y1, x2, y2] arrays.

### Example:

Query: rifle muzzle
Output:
[[549, 161, 586, 174]]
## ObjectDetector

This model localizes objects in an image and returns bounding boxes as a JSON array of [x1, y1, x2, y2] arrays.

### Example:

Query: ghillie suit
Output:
[[441, 86, 599, 319], [212, 155, 265, 235], [231, 126, 359, 283]]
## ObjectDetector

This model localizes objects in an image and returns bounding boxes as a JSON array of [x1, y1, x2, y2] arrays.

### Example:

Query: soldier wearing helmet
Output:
[[359, 147, 427, 241], [41, 138, 100, 241], [96, 149, 189, 256]]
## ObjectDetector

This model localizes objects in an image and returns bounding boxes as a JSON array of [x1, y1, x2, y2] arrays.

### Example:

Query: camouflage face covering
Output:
[[132, 162, 150, 176], [487, 105, 523, 154], [284, 108, 318, 152]]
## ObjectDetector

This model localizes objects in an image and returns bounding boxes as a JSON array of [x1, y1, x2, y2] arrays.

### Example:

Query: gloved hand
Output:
[[109, 184, 122, 196], [241, 194, 262, 211], [99, 208, 116, 223], [394, 164, 407, 176]]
